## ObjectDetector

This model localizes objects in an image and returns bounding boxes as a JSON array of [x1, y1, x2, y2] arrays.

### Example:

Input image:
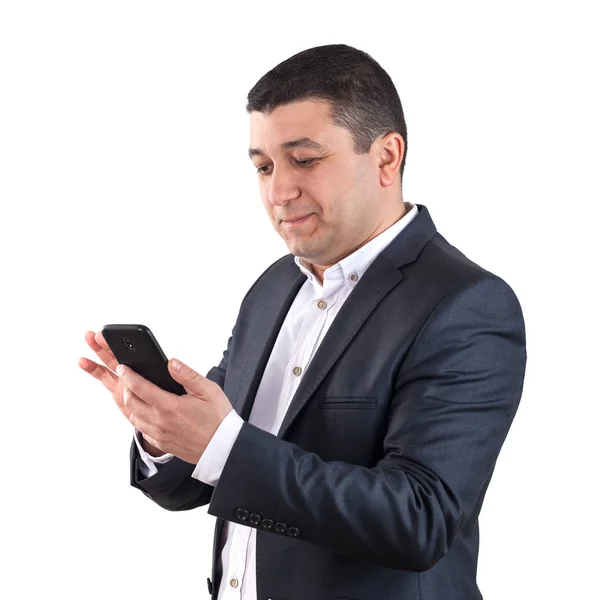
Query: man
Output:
[[80, 44, 527, 599]]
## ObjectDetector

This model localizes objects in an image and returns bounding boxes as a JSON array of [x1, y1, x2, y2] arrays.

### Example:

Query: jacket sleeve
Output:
[[133, 428, 173, 478], [128, 326, 235, 511], [127, 257, 286, 510], [206, 276, 527, 571]]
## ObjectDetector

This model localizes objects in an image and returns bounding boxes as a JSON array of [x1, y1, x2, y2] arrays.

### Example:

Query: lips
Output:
[[282, 213, 314, 223]]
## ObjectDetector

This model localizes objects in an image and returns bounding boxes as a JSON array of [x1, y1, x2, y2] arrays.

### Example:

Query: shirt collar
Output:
[[294, 203, 419, 291]]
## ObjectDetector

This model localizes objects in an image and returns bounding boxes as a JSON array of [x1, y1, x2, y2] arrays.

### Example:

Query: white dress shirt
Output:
[[133, 203, 419, 599]]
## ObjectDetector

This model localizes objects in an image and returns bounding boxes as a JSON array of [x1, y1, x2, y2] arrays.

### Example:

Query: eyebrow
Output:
[[248, 137, 325, 159]]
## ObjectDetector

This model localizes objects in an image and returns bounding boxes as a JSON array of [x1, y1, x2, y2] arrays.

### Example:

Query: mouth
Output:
[[281, 213, 315, 227]]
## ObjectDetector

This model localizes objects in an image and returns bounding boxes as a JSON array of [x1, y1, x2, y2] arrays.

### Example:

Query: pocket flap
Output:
[[318, 396, 377, 409]]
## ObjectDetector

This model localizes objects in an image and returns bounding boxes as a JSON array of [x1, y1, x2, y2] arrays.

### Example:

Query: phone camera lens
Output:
[[122, 336, 136, 351]]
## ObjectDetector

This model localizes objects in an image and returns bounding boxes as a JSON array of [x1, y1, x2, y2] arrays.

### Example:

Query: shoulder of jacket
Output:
[[240, 253, 296, 305]]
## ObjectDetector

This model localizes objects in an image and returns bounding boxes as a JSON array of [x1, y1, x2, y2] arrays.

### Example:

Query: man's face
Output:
[[249, 99, 389, 270]]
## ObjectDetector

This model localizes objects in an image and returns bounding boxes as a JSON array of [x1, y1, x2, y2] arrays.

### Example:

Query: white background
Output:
[[1, 1, 598, 598]]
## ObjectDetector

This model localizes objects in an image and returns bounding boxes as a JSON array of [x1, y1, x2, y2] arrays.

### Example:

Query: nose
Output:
[[267, 163, 301, 208]]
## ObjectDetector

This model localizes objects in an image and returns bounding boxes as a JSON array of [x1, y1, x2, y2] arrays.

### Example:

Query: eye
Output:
[[296, 158, 318, 167], [255, 158, 318, 175]]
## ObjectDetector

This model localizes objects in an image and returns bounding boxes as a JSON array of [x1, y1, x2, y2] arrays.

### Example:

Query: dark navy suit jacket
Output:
[[129, 204, 527, 600]]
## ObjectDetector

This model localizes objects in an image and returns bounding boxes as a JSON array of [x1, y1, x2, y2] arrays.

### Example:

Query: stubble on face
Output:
[[249, 99, 395, 275]]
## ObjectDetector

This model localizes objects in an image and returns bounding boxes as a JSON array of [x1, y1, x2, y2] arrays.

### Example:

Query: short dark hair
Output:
[[246, 44, 408, 188]]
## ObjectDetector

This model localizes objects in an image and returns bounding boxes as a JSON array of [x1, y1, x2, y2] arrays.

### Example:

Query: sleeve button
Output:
[[274, 522, 287, 534], [249, 512, 262, 526], [235, 508, 249, 521], [286, 526, 300, 537], [260, 518, 274, 530]]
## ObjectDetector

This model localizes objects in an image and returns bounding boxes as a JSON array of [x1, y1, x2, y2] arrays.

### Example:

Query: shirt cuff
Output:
[[133, 429, 174, 478], [192, 409, 244, 486]]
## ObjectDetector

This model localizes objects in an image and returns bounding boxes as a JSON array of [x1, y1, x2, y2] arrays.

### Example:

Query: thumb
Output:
[[168, 358, 209, 396]]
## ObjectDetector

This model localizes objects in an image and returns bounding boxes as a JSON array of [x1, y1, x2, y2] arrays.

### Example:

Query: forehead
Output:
[[249, 99, 347, 156]]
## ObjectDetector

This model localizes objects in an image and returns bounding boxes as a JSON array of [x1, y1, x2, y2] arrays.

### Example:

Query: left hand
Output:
[[117, 358, 234, 464]]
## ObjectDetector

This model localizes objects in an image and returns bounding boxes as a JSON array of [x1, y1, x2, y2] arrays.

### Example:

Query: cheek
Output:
[[259, 194, 274, 218], [329, 195, 365, 236], [307, 171, 342, 215]]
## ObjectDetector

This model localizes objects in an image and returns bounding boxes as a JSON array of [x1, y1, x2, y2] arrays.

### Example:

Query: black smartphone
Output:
[[101, 324, 187, 395]]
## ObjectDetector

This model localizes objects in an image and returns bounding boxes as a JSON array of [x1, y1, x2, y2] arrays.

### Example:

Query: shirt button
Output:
[[350, 273, 358, 282], [230, 578, 239, 588], [293, 366, 302, 376], [317, 300, 327, 309]]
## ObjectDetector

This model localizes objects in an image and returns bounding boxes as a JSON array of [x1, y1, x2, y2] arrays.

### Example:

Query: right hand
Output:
[[78, 330, 164, 456]]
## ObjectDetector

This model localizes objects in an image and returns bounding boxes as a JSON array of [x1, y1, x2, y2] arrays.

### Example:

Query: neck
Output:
[[308, 201, 410, 286]]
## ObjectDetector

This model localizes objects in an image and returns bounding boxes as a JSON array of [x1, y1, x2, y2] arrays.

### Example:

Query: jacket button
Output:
[[286, 526, 300, 537], [260, 518, 274, 530], [274, 522, 287, 534], [249, 512, 262, 526], [235, 508, 249, 521]]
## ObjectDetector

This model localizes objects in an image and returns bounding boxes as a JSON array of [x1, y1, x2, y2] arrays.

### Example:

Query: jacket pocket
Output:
[[318, 396, 377, 409]]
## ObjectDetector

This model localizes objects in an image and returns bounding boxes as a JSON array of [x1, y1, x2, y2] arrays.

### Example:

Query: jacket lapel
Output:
[[234, 266, 306, 423], [234, 204, 437, 439], [277, 258, 405, 438]]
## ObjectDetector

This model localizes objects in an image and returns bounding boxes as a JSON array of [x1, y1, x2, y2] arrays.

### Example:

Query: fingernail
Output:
[[116, 364, 123, 375], [171, 359, 182, 371]]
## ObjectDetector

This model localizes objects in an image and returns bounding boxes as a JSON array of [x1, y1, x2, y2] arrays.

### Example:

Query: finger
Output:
[[117, 364, 175, 410], [167, 358, 211, 397], [84, 330, 119, 372], [129, 412, 162, 444], [124, 387, 157, 430], [78, 355, 119, 393]]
